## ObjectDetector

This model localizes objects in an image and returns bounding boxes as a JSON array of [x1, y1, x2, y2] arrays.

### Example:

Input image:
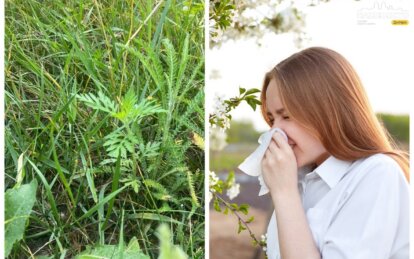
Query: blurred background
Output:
[[208, 0, 411, 258]]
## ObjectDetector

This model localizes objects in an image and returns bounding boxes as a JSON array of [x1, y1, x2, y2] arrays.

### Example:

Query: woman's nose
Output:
[[272, 120, 281, 129], [271, 120, 286, 133]]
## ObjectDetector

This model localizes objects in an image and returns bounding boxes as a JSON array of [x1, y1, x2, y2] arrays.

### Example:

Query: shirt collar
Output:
[[312, 156, 353, 189]]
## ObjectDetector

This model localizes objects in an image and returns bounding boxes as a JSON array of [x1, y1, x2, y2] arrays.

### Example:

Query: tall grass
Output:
[[5, 0, 204, 257]]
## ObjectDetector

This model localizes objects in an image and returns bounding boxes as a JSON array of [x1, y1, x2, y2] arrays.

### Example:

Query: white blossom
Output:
[[227, 183, 240, 200], [211, 94, 231, 130], [209, 171, 220, 188]]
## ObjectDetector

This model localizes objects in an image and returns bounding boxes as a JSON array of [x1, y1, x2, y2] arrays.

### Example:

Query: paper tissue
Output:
[[238, 128, 288, 196]]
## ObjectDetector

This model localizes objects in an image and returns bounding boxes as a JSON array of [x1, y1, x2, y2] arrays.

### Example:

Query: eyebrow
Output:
[[267, 108, 285, 116]]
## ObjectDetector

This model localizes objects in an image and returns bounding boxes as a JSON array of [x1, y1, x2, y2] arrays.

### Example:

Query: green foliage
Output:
[[5, 179, 38, 257], [377, 113, 409, 144], [5, 0, 204, 257], [227, 120, 261, 144], [76, 92, 118, 115], [103, 129, 140, 158]]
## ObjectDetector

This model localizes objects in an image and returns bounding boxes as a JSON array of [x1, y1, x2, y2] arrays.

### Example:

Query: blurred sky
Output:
[[208, 0, 413, 132]]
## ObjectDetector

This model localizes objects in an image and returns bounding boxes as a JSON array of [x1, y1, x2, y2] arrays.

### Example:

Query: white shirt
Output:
[[266, 154, 409, 259]]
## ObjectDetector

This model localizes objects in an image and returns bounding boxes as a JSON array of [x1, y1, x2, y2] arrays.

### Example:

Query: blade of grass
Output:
[[117, 209, 125, 259], [98, 183, 109, 245], [103, 152, 122, 230], [79, 135, 98, 203], [27, 159, 61, 227], [50, 129, 76, 207], [75, 185, 127, 223], [151, 0, 172, 49], [126, 213, 183, 226]]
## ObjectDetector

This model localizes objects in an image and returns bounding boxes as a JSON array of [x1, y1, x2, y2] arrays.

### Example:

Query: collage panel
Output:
[[4, 0, 204, 258], [208, 1, 410, 259]]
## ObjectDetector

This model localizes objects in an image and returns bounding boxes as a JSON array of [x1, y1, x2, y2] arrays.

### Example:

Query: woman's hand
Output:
[[261, 131, 298, 196]]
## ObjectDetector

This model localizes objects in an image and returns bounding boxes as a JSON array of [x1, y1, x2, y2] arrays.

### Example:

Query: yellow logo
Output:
[[392, 20, 409, 25]]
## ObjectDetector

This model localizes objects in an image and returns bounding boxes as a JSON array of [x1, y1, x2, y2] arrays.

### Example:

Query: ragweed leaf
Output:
[[104, 130, 139, 158], [76, 91, 117, 115]]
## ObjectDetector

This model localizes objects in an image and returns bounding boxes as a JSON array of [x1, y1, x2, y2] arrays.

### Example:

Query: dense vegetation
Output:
[[5, 0, 204, 258]]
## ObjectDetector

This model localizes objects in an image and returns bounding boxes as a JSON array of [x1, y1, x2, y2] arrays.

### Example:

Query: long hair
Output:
[[261, 47, 409, 181]]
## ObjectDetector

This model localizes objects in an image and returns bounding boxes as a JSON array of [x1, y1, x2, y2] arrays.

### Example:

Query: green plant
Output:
[[377, 113, 409, 144], [5, 180, 38, 257]]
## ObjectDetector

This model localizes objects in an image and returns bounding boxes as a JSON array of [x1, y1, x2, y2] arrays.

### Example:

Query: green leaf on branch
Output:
[[244, 88, 261, 95], [237, 219, 247, 234], [225, 171, 235, 188], [223, 207, 229, 215], [245, 96, 262, 111], [231, 203, 239, 211], [213, 198, 221, 212], [239, 87, 246, 95], [239, 204, 249, 215], [246, 216, 254, 223], [5, 179, 38, 257]]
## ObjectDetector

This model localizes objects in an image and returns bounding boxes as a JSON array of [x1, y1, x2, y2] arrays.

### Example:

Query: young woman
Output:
[[260, 47, 409, 259]]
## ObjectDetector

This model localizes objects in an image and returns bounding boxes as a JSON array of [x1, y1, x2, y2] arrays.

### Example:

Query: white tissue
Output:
[[238, 128, 288, 196]]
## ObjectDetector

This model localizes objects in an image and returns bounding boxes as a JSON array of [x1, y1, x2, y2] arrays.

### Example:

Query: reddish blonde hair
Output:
[[261, 47, 409, 181]]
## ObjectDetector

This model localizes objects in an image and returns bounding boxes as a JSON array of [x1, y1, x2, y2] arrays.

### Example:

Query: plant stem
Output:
[[213, 192, 259, 244]]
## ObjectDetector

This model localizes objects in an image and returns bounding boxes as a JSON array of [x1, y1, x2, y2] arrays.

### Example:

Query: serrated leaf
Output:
[[5, 179, 38, 256], [77, 92, 117, 115], [104, 130, 139, 158]]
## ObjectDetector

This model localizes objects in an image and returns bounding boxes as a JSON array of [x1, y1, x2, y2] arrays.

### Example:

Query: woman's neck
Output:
[[315, 152, 330, 167]]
